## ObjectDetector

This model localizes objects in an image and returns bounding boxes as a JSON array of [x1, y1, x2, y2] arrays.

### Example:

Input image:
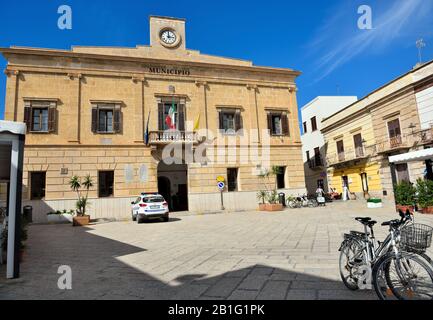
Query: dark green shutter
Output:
[[282, 114, 289, 136], [178, 104, 185, 131], [91, 107, 98, 133], [113, 107, 121, 133], [158, 103, 164, 131], [24, 105, 31, 132]]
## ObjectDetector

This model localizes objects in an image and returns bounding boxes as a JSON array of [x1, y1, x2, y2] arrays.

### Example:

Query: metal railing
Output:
[[308, 156, 324, 169], [326, 147, 370, 166], [148, 131, 198, 144], [375, 134, 414, 154]]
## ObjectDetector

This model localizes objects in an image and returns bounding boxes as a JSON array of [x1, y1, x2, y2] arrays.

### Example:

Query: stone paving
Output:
[[0, 201, 432, 300]]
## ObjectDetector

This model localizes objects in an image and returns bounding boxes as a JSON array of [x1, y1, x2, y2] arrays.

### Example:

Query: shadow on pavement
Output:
[[0, 224, 377, 300]]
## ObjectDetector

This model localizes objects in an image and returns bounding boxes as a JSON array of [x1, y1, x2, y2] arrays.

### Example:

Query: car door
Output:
[[132, 197, 141, 215]]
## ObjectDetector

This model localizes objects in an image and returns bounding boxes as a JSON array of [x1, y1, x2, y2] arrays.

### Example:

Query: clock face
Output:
[[160, 30, 177, 45]]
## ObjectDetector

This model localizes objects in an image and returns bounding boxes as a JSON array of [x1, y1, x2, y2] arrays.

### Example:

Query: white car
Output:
[[131, 193, 169, 223]]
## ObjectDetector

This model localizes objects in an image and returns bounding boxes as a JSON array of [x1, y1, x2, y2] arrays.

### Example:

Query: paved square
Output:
[[1, 202, 432, 300]]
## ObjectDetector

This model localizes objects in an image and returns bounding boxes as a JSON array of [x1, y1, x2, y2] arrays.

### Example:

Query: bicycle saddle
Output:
[[356, 217, 377, 227], [355, 217, 371, 223]]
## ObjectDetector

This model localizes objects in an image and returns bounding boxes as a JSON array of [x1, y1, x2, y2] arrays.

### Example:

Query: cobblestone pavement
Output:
[[1, 202, 432, 300]]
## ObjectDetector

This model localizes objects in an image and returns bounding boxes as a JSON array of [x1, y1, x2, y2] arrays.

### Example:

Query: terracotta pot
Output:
[[258, 204, 267, 211], [396, 205, 415, 214], [265, 204, 283, 212], [73, 215, 90, 227], [421, 207, 433, 214]]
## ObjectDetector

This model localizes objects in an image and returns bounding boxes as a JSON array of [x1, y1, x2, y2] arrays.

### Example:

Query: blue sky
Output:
[[1, 0, 433, 122]]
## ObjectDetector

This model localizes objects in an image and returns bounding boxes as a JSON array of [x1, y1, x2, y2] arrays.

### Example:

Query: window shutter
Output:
[[282, 114, 289, 136], [178, 104, 185, 131], [91, 107, 98, 133], [158, 103, 164, 131], [24, 105, 31, 132], [219, 111, 224, 130], [48, 104, 57, 133], [113, 106, 121, 133], [235, 111, 243, 131], [267, 113, 272, 134]]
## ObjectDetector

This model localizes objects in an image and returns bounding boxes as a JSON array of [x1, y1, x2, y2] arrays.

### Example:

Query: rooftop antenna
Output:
[[416, 38, 426, 64]]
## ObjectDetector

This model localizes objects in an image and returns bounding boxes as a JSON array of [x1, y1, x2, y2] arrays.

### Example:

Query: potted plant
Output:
[[367, 198, 383, 209], [394, 181, 416, 213], [265, 190, 283, 211], [257, 190, 268, 211], [416, 178, 433, 214], [69, 174, 94, 226]]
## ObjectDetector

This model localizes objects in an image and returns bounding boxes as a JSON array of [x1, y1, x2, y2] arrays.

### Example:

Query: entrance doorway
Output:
[[157, 161, 188, 212]]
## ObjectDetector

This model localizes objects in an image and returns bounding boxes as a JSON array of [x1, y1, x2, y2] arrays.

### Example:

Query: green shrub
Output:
[[394, 181, 416, 206], [416, 178, 433, 209]]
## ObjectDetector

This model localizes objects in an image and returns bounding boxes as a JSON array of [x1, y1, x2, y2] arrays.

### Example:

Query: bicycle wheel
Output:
[[373, 252, 433, 300], [339, 239, 366, 290]]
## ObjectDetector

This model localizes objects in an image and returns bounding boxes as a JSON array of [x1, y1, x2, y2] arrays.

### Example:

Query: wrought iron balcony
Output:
[[375, 135, 413, 154], [148, 131, 198, 145], [419, 126, 433, 145], [326, 147, 370, 167], [308, 156, 324, 170]]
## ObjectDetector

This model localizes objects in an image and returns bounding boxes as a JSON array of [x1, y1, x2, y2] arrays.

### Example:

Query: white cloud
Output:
[[308, 0, 433, 81]]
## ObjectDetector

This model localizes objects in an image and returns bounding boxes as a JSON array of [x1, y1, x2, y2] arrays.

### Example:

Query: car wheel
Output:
[[132, 213, 137, 221], [163, 216, 169, 222], [137, 216, 143, 224]]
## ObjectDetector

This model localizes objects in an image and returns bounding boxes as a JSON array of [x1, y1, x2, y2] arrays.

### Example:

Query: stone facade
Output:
[[322, 61, 433, 201], [0, 16, 305, 222]]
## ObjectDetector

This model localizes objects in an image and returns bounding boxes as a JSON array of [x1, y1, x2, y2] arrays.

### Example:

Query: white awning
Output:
[[0, 120, 26, 135], [389, 148, 433, 164]]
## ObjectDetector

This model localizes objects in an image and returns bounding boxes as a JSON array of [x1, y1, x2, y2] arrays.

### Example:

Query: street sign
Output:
[[217, 182, 225, 191], [217, 176, 225, 183]]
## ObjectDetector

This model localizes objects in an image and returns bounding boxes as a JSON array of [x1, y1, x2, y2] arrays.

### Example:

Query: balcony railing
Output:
[[419, 127, 433, 145], [375, 134, 413, 154], [326, 147, 370, 167], [149, 131, 198, 145], [308, 156, 324, 170]]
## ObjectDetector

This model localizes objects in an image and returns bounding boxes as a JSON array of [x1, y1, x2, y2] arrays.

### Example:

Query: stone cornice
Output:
[[0, 47, 301, 77], [5, 65, 296, 89]]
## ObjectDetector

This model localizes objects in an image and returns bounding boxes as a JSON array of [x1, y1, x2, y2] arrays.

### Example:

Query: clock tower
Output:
[[150, 16, 186, 50]]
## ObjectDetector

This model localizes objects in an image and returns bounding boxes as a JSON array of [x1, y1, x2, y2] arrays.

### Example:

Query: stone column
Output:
[[4, 70, 20, 122], [132, 76, 146, 143], [67, 73, 82, 144], [247, 84, 260, 143], [289, 86, 301, 143]]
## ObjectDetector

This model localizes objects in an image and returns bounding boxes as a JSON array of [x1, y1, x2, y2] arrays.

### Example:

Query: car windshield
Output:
[[142, 196, 165, 203]]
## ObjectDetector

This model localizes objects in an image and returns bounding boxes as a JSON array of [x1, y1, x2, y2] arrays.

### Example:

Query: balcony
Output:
[[308, 156, 324, 170], [375, 135, 413, 154], [326, 148, 370, 167], [148, 131, 198, 145], [419, 127, 433, 145]]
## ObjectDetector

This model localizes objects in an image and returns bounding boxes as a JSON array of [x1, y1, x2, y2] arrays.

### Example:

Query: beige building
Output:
[[0, 16, 306, 222], [322, 61, 433, 200]]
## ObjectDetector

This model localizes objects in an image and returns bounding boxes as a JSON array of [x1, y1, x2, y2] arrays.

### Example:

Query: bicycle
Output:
[[372, 221, 433, 300], [287, 195, 318, 208], [338, 210, 433, 300]]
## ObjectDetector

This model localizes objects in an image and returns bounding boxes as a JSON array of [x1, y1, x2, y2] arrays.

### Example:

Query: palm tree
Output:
[[69, 174, 93, 216], [82, 174, 94, 201], [69, 176, 81, 199]]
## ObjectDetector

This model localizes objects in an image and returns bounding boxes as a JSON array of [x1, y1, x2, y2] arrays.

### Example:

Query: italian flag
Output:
[[165, 103, 176, 129]]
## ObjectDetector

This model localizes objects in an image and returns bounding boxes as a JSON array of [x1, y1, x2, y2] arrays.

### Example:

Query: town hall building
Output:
[[1, 16, 305, 222]]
